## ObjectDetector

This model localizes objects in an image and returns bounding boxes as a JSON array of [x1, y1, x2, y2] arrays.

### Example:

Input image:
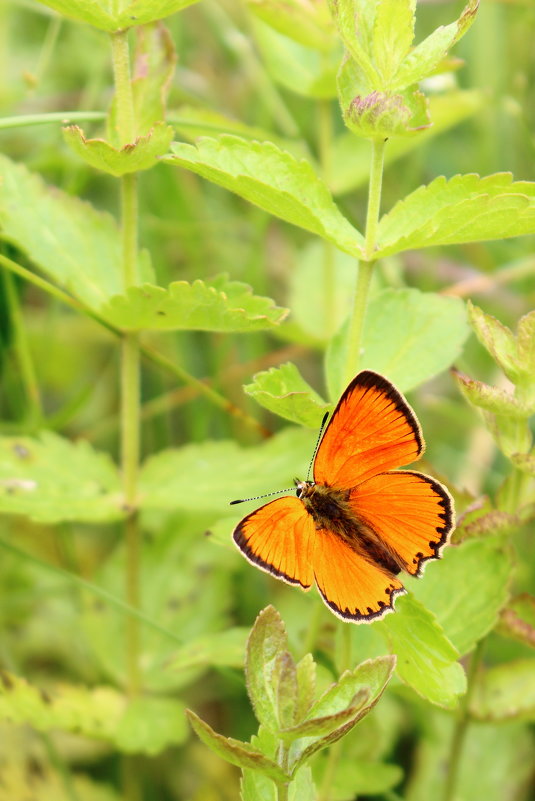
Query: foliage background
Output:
[[0, 0, 534, 800]]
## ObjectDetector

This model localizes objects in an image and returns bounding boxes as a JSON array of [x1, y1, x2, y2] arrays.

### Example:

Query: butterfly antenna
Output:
[[230, 487, 295, 506], [306, 411, 330, 482]]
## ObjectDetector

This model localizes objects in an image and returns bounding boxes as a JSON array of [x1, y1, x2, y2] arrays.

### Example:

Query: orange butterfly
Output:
[[232, 370, 454, 623]]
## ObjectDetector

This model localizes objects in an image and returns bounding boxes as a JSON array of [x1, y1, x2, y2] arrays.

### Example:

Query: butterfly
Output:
[[232, 370, 454, 623]]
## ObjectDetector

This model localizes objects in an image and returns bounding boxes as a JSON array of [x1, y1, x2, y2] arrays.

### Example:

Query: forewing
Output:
[[314, 371, 424, 489], [233, 496, 315, 589], [313, 527, 405, 623], [349, 470, 454, 576]]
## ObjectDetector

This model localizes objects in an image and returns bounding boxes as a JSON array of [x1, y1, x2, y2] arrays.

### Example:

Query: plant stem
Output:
[[318, 98, 336, 337], [111, 27, 141, 707], [277, 743, 291, 801], [442, 640, 484, 801], [2, 268, 43, 426], [0, 111, 105, 130], [344, 138, 386, 385]]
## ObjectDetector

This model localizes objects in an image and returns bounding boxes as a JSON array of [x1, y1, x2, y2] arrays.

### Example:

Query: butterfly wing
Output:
[[349, 470, 454, 576], [232, 496, 316, 589], [313, 527, 405, 622], [314, 371, 424, 490]]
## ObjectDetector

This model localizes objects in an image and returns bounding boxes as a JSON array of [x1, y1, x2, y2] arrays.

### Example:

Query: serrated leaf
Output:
[[326, 288, 469, 399], [63, 123, 174, 176], [0, 432, 123, 524], [342, 84, 430, 139], [406, 536, 512, 656], [186, 710, 290, 781], [35, 0, 201, 31], [376, 173, 535, 258], [246, 606, 294, 732], [100, 276, 287, 331], [0, 154, 122, 308], [252, 17, 340, 98], [244, 363, 330, 427], [471, 660, 535, 722], [164, 136, 364, 256], [138, 426, 314, 514], [0, 671, 186, 754], [379, 594, 466, 708], [497, 595, 535, 649], [167, 627, 250, 673], [315, 754, 403, 798]]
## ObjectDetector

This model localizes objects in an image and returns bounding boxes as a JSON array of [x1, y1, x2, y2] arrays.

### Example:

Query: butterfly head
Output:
[[295, 480, 314, 499]]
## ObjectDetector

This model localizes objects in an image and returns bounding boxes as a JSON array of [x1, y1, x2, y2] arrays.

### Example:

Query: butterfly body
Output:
[[233, 371, 454, 623]]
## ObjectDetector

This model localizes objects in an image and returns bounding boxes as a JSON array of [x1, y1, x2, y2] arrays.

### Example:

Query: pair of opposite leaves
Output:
[[232, 371, 454, 623]]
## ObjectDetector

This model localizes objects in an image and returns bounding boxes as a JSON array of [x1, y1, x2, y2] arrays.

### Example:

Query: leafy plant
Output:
[[0, 0, 534, 799]]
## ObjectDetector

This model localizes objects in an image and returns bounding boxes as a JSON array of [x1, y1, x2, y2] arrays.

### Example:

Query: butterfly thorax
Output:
[[296, 480, 402, 576]]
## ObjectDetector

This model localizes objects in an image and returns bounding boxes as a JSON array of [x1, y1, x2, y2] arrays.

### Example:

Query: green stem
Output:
[[111, 29, 141, 705], [344, 138, 386, 385], [0, 111, 106, 130], [276, 743, 291, 801], [111, 29, 136, 145], [2, 268, 43, 426], [442, 640, 485, 801]]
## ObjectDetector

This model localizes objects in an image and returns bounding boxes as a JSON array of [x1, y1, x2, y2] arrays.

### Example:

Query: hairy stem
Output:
[[344, 138, 386, 385]]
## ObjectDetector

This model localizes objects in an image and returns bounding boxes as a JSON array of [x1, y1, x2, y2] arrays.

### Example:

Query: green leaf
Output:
[[244, 363, 330, 427], [291, 656, 396, 771], [314, 755, 403, 798], [167, 627, 250, 673], [186, 710, 290, 781], [63, 122, 174, 176], [497, 595, 535, 649], [164, 136, 364, 256], [407, 714, 534, 801], [406, 536, 512, 656], [0, 671, 187, 754], [130, 22, 176, 136], [0, 154, 122, 308], [393, 0, 479, 90], [471, 659, 535, 722], [342, 83, 430, 139], [0, 432, 123, 524], [452, 369, 530, 418], [245, 0, 335, 51], [288, 241, 358, 340], [293, 653, 315, 719], [114, 697, 188, 754], [372, 0, 415, 84], [279, 688, 370, 741], [375, 173, 535, 258], [252, 17, 340, 98], [138, 426, 314, 514], [326, 288, 469, 400], [35, 0, 201, 31], [467, 301, 522, 383], [330, 90, 484, 196], [379, 594, 466, 708], [245, 606, 295, 732], [327, 0, 379, 88], [100, 275, 287, 331]]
